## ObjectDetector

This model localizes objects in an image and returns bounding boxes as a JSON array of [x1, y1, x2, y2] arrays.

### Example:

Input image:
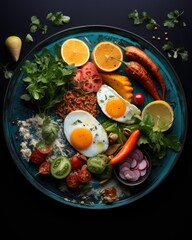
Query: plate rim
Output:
[[3, 24, 188, 209]]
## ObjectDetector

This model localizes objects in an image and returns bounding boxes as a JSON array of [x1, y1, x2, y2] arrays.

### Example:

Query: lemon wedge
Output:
[[141, 100, 174, 132]]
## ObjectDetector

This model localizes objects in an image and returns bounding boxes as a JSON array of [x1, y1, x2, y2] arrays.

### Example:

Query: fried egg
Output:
[[63, 110, 109, 157], [97, 84, 141, 123]]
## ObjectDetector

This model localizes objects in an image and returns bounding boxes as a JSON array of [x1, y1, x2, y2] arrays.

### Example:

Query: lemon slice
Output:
[[92, 41, 123, 72], [141, 100, 174, 132], [61, 38, 90, 67]]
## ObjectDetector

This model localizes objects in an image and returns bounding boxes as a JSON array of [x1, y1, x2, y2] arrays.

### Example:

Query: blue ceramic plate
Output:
[[3, 25, 187, 209]]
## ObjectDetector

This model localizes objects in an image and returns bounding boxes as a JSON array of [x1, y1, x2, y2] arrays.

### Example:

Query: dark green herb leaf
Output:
[[25, 34, 34, 43], [128, 9, 143, 25], [0, 62, 13, 79], [20, 45, 77, 116], [163, 10, 184, 28], [46, 11, 70, 26]]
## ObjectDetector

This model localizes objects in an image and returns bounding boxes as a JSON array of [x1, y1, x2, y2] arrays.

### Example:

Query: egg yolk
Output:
[[70, 127, 93, 150], [105, 98, 126, 118]]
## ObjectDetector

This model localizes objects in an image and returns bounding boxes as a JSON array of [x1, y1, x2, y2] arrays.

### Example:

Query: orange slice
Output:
[[61, 38, 90, 67], [92, 41, 123, 72]]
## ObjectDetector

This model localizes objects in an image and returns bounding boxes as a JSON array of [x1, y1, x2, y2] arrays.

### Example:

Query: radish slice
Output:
[[116, 148, 150, 183], [130, 158, 138, 169], [118, 161, 131, 170], [140, 168, 147, 176], [138, 159, 148, 170]]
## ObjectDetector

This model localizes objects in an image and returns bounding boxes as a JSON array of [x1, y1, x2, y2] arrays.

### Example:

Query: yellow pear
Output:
[[5, 36, 22, 62]]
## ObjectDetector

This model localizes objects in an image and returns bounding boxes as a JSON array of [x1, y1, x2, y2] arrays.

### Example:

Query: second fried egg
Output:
[[97, 84, 141, 123]]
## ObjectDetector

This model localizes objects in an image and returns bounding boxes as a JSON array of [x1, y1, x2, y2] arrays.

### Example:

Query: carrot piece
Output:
[[121, 45, 166, 100], [109, 129, 140, 165], [123, 61, 162, 100]]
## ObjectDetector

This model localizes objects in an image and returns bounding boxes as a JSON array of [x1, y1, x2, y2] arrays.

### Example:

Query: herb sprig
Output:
[[128, 9, 188, 61], [128, 9, 159, 30], [162, 41, 188, 61], [163, 10, 185, 28], [20, 44, 77, 117]]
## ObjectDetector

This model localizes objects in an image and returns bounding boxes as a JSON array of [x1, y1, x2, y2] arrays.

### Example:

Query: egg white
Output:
[[63, 110, 109, 157], [97, 84, 141, 123]]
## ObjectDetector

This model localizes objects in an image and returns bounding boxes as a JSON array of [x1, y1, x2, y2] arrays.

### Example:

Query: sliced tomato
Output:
[[30, 150, 45, 164], [66, 173, 79, 188], [77, 169, 91, 183], [38, 161, 51, 175], [36, 141, 52, 156], [51, 156, 71, 179], [73, 62, 103, 92]]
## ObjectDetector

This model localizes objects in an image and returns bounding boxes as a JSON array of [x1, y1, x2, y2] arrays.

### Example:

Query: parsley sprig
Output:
[[162, 41, 188, 61], [20, 44, 77, 117], [0, 62, 13, 79], [127, 9, 188, 61], [163, 10, 185, 28], [128, 9, 159, 30], [46, 11, 70, 26]]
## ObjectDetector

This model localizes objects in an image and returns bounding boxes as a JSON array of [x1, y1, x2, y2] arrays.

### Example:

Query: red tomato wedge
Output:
[[30, 150, 45, 164], [38, 161, 51, 175], [73, 61, 103, 92]]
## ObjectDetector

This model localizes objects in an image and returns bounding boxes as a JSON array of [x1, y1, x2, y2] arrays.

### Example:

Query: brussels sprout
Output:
[[97, 164, 113, 179], [87, 155, 107, 174]]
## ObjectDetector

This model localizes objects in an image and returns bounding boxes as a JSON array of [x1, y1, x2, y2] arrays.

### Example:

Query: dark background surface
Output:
[[1, 0, 191, 237]]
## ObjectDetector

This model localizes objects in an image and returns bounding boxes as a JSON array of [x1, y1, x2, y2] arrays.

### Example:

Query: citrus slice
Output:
[[92, 41, 123, 72], [61, 38, 90, 67], [141, 100, 174, 132]]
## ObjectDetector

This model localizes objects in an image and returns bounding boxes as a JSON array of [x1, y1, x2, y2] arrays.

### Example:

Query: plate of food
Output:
[[3, 25, 187, 209]]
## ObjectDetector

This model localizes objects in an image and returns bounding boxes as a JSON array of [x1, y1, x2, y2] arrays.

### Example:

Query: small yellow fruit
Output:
[[5, 36, 22, 62]]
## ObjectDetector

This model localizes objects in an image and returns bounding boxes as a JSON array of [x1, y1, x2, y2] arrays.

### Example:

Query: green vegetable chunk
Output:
[[87, 154, 107, 174]]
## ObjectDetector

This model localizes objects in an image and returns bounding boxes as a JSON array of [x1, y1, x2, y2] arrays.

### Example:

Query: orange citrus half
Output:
[[61, 38, 90, 67], [92, 41, 123, 72]]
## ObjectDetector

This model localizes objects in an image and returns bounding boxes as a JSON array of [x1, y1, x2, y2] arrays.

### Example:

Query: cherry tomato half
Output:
[[66, 173, 79, 188], [77, 169, 91, 183], [70, 155, 84, 170], [36, 141, 52, 156], [133, 93, 145, 105], [30, 150, 45, 164], [38, 161, 51, 175]]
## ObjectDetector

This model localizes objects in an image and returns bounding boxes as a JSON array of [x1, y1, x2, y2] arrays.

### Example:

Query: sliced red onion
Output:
[[117, 148, 150, 183]]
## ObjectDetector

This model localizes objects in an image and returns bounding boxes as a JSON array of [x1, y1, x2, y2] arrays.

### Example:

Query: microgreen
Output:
[[46, 11, 70, 26], [163, 10, 184, 28]]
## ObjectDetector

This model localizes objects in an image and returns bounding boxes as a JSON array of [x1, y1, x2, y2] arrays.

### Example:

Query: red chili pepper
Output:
[[109, 129, 140, 165]]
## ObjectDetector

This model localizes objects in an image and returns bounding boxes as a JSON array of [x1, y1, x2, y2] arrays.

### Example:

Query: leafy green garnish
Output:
[[163, 10, 184, 28], [30, 16, 48, 34], [25, 34, 34, 43], [41, 117, 59, 145], [0, 62, 13, 79], [101, 113, 182, 161], [128, 9, 159, 30], [46, 12, 70, 26], [162, 41, 189, 61], [20, 44, 77, 117], [128, 9, 143, 25]]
